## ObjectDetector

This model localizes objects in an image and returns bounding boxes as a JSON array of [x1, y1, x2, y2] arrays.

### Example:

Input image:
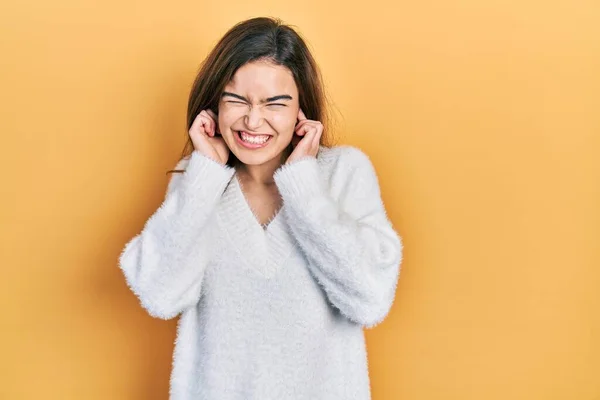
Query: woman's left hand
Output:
[[286, 109, 323, 164]]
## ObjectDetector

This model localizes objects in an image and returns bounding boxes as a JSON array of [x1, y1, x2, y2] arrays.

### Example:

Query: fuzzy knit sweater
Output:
[[119, 145, 403, 400]]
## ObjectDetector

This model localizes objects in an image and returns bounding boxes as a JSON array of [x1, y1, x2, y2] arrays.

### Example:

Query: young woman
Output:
[[119, 17, 402, 400]]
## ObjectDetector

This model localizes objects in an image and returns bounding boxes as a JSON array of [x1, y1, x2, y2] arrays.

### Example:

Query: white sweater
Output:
[[119, 145, 403, 400]]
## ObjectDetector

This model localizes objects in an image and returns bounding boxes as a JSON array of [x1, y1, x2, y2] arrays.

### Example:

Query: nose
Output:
[[244, 106, 264, 131]]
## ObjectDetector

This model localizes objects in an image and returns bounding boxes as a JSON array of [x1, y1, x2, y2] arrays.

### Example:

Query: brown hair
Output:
[[167, 16, 334, 174]]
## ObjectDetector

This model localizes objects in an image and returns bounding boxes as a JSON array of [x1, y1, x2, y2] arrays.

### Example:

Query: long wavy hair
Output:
[[168, 16, 333, 174]]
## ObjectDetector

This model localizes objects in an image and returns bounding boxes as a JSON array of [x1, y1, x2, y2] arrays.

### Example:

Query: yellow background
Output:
[[1, 0, 599, 399]]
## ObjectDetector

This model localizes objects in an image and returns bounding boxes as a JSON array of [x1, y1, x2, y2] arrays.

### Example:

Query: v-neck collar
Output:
[[235, 174, 282, 230], [217, 175, 295, 278]]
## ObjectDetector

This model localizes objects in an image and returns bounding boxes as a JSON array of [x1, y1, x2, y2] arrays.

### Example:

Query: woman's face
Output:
[[218, 60, 300, 166]]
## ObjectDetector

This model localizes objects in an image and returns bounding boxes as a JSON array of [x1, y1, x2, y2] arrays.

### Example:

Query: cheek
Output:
[[270, 113, 298, 137], [218, 108, 243, 132]]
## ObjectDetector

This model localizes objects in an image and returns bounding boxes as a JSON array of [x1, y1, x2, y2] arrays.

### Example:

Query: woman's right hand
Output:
[[189, 109, 229, 165]]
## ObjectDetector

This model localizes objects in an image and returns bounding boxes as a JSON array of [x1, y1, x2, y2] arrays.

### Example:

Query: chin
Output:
[[231, 148, 281, 166]]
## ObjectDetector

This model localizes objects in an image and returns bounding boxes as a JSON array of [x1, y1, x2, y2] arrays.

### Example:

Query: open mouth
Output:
[[236, 131, 272, 147]]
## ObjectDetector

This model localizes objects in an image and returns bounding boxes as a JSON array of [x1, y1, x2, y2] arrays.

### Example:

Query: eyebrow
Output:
[[221, 92, 293, 103]]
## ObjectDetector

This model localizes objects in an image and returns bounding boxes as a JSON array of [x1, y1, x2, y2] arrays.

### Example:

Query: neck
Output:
[[235, 149, 289, 185]]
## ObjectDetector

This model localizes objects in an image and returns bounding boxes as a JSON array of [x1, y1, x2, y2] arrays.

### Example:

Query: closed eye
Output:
[[267, 103, 286, 107], [227, 101, 247, 105]]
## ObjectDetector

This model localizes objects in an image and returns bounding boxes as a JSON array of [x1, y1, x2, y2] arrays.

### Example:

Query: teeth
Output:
[[240, 131, 269, 145]]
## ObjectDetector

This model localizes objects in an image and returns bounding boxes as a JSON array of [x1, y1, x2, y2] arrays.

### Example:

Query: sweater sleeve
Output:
[[119, 151, 235, 320], [273, 147, 403, 328]]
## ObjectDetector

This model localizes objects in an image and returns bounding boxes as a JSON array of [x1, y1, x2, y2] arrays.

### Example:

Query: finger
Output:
[[193, 113, 211, 137], [292, 127, 312, 150], [205, 109, 219, 134], [312, 126, 322, 149], [190, 113, 207, 136], [304, 122, 322, 138], [199, 110, 215, 137], [297, 108, 307, 122], [208, 110, 221, 135], [295, 120, 311, 136], [205, 109, 217, 120], [301, 125, 317, 145], [199, 117, 212, 137], [300, 124, 314, 138]]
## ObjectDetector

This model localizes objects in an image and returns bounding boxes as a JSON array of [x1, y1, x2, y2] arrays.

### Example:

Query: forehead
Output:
[[225, 61, 298, 98]]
